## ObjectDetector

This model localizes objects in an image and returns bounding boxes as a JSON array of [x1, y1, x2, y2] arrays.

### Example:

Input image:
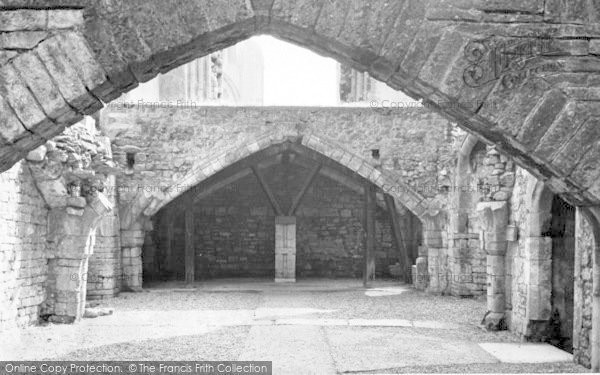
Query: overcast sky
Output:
[[253, 35, 340, 106]]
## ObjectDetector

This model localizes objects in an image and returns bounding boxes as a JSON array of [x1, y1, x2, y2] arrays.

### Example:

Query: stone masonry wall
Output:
[[574, 209, 594, 367], [448, 143, 489, 296], [146, 163, 408, 280], [506, 167, 587, 363], [0, 161, 48, 329], [506, 167, 535, 336], [86, 173, 121, 300], [99, 106, 455, 211]]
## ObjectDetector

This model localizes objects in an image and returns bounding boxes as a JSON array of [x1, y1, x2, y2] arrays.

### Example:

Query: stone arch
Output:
[[528, 179, 555, 237], [120, 129, 430, 230], [452, 134, 482, 233], [2, 1, 600, 205], [525, 179, 581, 354], [523, 179, 555, 337], [446, 133, 487, 296]]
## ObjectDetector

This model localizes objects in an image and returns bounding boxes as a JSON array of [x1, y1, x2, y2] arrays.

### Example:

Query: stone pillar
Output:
[[477, 201, 508, 331], [44, 194, 112, 323], [120, 221, 146, 291], [422, 212, 446, 293], [275, 216, 296, 282], [414, 246, 428, 290], [524, 236, 553, 339], [449, 232, 480, 296], [87, 174, 122, 300]]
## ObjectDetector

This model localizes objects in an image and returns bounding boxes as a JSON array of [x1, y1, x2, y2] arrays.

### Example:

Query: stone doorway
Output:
[[544, 195, 576, 353]]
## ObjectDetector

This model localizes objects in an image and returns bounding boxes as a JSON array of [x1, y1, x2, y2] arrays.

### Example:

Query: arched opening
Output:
[[1, 3, 600, 371], [450, 134, 504, 298], [3, 2, 600, 209], [543, 195, 576, 352], [140, 141, 422, 285], [525, 181, 576, 353]]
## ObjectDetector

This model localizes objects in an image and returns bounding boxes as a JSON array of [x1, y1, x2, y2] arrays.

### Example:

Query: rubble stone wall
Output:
[[0, 161, 48, 329], [147, 164, 416, 280], [86, 174, 121, 300], [99, 105, 455, 211]]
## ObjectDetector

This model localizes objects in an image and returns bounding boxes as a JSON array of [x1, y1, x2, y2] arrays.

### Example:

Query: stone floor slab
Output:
[[239, 325, 336, 375], [479, 343, 574, 363], [326, 327, 499, 373]]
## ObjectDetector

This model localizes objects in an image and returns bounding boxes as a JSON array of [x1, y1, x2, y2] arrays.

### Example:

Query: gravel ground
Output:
[[262, 288, 487, 323], [108, 289, 264, 311], [49, 327, 250, 361], [4, 279, 590, 374], [129, 279, 489, 324]]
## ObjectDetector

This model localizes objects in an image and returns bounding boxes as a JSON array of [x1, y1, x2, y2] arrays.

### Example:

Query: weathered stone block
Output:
[[47, 10, 84, 29], [0, 10, 47, 31], [591, 40, 600, 55], [13, 51, 80, 128], [0, 63, 53, 138], [0, 31, 47, 49], [36, 36, 103, 115], [482, 311, 506, 331], [526, 236, 552, 260], [25, 145, 47, 162], [67, 197, 87, 209], [0, 95, 27, 144]]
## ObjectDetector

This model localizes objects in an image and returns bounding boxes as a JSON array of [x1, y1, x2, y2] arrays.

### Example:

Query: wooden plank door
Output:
[[275, 216, 296, 282]]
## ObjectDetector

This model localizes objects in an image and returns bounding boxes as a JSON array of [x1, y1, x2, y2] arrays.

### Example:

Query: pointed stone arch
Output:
[[522, 179, 555, 338], [452, 134, 483, 234], [120, 129, 431, 230], [2, 1, 600, 205]]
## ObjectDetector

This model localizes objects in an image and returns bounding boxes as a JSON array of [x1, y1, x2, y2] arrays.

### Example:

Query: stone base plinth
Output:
[[482, 311, 506, 331]]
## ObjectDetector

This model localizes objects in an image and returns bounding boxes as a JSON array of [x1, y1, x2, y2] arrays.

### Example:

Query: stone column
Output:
[[120, 219, 147, 291], [449, 232, 480, 296], [414, 246, 428, 290], [524, 236, 552, 339], [422, 212, 446, 293], [87, 174, 122, 300], [44, 194, 112, 323], [477, 201, 508, 331]]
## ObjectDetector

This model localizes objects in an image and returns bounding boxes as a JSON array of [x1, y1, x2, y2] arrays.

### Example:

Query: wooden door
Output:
[[275, 216, 296, 282]]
